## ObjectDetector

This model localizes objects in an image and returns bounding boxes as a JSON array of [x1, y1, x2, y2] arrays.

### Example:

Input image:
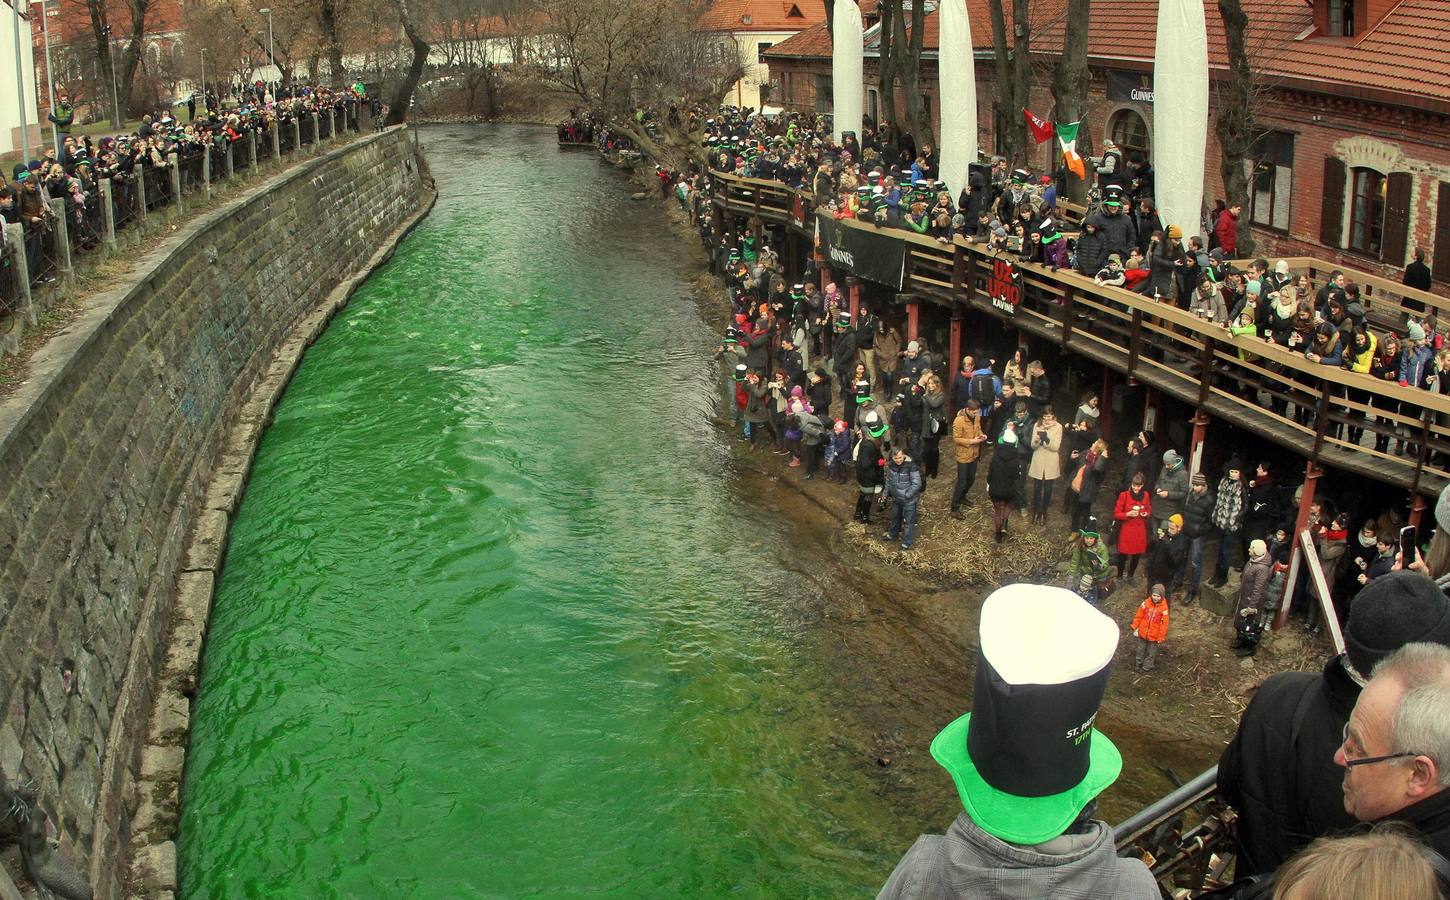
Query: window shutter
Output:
[[1320, 157, 1346, 248], [1381, 172, 1413, 265], [1434, 183, 1450, 283]]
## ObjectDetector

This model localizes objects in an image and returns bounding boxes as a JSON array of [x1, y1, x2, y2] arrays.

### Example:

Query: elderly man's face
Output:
[[1334, 674, 1426, 822]]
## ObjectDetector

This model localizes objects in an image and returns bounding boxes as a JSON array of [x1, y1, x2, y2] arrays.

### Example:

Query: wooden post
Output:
[[1276, 461, 1323, 630], [202, 148, 212, 201], [819, 264, 833, 294], [847, 276, 861, 324], [311, 113, 320, 151], [1061, 285, 1076, 348], [292, 118, 302, 154], [272, 122, 282, 160], [248, 130, 258, 173], [1142, 385, 1159, 435], [906, 296, 920, 343], [1188, 410, 1210, 476], [133, 164, 148, 226], [225, 142, 235, 180], [328, 107, 337, 141], [1409, 492, 1431, 531], [952, 242, 966, 293], [46, 198, 70, 273], [1127, 308, 1144, 382], [948, 306, 964, 419], [99, 178, 116, 248]]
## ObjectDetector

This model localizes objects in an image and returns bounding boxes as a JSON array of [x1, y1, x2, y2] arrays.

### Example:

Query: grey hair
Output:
[[1372, 642, 1450, 787]]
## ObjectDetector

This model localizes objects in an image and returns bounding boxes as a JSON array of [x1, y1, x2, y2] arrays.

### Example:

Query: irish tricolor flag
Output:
[[1057, 121, 1086, 179]]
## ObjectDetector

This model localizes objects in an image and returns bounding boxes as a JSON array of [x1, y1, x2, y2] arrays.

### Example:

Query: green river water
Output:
[[180, 124, 1212, 898]]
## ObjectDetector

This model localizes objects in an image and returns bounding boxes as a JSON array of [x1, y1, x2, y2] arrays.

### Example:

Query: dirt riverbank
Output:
[[626, 164, 1334, 823]]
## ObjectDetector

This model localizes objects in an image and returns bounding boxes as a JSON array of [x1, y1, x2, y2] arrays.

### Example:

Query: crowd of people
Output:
[[598, 101, 1450, 898], [0, 82, 367, 292]]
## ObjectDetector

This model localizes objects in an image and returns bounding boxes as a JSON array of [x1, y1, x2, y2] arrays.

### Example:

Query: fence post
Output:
[[133, 164, 148, 227], [227, 141, 236, 180], [100, 178, 117, 248], [4, 223, 37, 326], [248, 131, 258, 173], [311, 113, 320, 152], [169, 153, 183, 214], [292, 118, 301, 155], [272, 123, 281, 160], [47, 198, 71, 274], [202, 148, 212, 201], [328, 107, 336, 142]]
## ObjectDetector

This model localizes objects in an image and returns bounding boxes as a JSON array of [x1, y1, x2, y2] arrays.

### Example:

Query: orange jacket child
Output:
[[1132, 594, 1170, 643]]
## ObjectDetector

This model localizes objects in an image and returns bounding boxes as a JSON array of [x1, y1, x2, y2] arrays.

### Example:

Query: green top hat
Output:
[[930, 583, 1122, 845]]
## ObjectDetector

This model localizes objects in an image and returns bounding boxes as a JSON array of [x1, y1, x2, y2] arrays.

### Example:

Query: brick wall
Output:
[[0, 126, 428, 900]]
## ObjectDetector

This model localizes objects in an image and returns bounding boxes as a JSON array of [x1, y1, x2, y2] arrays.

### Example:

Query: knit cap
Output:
[[1345, 571, 1450, 680]]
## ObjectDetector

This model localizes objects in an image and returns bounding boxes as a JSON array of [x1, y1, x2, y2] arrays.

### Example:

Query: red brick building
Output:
[[764, 0, 1450, 290]]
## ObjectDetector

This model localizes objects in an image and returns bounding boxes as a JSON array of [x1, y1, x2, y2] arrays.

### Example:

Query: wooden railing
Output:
[[710, 170, 1450, 499]]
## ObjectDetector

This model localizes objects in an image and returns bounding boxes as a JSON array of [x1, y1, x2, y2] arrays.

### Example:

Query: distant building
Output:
[[764, 0, 1450, 289], [698, 0, 827, 111], [1, 0, 40, 156]]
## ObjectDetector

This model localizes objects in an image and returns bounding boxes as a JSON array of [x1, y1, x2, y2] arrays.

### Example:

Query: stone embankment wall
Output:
[[0, 125, 433, 899]]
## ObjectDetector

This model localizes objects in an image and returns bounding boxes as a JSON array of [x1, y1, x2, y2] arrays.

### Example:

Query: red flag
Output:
[[1023, 108, 1054, 145]]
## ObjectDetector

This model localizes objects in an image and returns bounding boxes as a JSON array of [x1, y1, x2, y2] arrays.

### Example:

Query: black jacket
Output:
[[1145, 531, 1187, 584], [1182, 488, 1216, 539], [986, 440, 1022, 502], [855, 437, 884, 487], [744, 329, 770, 370], [1244, 478, 1280, 539], [1073, 229, 1108, 277], [1086, 209, 1138, 258], [1218, 658, 1360, 877]]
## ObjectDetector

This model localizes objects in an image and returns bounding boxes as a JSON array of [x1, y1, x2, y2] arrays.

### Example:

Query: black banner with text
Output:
[[814, 213, 908, 289]]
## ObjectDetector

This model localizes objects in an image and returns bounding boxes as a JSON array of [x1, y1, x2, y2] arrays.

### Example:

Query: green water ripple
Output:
[[180, 125, 905, 898]]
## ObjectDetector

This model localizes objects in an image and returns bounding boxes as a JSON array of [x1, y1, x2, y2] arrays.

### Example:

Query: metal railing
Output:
[[1114, 766, 1237, 896], [0, 98, 363, 333]]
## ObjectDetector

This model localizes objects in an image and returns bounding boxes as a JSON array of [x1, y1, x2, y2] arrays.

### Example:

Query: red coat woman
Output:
[[1113, 473, 1153, 578]]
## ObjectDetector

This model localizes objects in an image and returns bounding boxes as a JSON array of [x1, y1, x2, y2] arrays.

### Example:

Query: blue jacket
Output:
[[824, 430, 851, 464], [1400, 345, 1434, 388], [885, 456, 924, 502]]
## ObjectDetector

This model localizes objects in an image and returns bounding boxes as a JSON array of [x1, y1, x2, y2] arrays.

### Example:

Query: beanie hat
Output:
[[1192, 473, 1208, 486], [1436, 483, 1450, 534], [907, 340, 921, 353], [1408, 322, 1427, 342], [1248, 539, 1267, 559], [1247, 281, 1262, 296], [1162, 449, 1181, 466], [1108, 253, 1122, 265], [1169, 514, 1184, 528], [1167, 224, 1183, 240], [1275, 260, 1290, 276], [1345, 571, 1450, 680]]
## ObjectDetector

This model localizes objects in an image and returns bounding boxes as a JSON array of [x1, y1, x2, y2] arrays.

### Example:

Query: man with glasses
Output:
[[1218, 571, 1450, 876], [1335, 642, 1450, 857]]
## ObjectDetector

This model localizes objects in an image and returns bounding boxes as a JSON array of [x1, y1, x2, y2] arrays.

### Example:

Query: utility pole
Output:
[[11, 0, 32, 160], [31, 0, 58, 152], [199, 47, 206, 112]]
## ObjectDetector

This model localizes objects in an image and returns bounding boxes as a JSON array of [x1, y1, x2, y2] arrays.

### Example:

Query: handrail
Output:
[[1113, 765, 1219, 846]]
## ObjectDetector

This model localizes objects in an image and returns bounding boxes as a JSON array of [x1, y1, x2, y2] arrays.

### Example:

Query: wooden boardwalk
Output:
[[709, 172, 1450, 502]]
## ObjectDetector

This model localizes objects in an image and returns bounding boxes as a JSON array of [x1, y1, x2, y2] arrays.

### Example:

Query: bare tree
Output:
[[384, 0, 430, 124], [1050, 0, 1091, 201], [537, 0, 744, 167], [1215, 0, 1256, 255], [986, 0, 1031, 165]]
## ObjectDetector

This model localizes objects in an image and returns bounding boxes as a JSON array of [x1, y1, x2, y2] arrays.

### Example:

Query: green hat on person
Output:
[[930, 583, 1124, 844], [862, 410, 888, 438]]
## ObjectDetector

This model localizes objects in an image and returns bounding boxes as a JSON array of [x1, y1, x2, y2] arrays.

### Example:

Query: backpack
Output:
[[970, 372, 996, 404]]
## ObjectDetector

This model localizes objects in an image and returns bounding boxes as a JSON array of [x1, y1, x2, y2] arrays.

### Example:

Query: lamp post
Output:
[[199, 47, 206, 112], [258, 7, 274, 89], [30, 0, 58, 153], [10, 0, 31, 159], [102, 23, 121, 126]]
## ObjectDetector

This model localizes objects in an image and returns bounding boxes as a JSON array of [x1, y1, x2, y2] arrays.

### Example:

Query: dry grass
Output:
[[840, 500, 1065, 586]]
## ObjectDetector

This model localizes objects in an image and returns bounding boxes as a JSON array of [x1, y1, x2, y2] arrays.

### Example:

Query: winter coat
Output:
[[744, 382, 770, 423], [920, 389, 948, 439], [1145, 532, 1187, 585], [1145, 246, 1180, 300], [1239, 554, 1274, 608], [885, 457, 924, 502], [1215, 208, 1239, 257], [744, 329, 770, 370], [1027, 420, 1064, 481], [824, 430, 851, 466], [1217, 659, 1361, 876], [952, 413, 985, 464], [1182, 488, 1216, 538], [1155, 463, 1191, 521], [1113, 488, 1153, 555], [855, 437, 885, 487], [1244, 478, 1280, 539], [1131, 597, 1170, 643], [986, 439, 1022, 502], [1086, 209, 1138, 258], [1212, 476, 1246, 532], [1070, 541, 1111, 582], [877, 810, 1158, 900], [1073, 229, 1108, 277], [1074, 452, 1109, 504]]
